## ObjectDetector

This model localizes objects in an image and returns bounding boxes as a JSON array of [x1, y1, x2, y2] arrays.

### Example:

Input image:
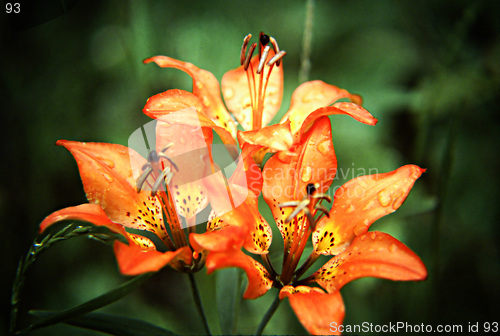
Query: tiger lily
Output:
[[39, 108, 231, 275], [142, 33, 372, 163], [190, 114, 427, 335]]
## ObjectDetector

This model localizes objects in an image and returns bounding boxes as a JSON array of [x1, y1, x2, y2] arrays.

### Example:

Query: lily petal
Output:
[[280, 286, 345, 336], [56, 140, 170, 241], [204, 249, 273, 299], [40, 203, 126, 236], [313, 164, 425, 255], [263, 117, 337, 248], [222, 52, 283, 130], [237, 121, 294, 153], [144, 56, 237, 137], [281, 80, 362, 135], [312, 231, 427, 293], [144, 93, 236, 146], [114, 242, 192, 275]]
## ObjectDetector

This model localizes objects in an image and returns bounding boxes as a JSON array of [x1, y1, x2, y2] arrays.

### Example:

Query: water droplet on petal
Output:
[[202, 96, 210, 107], [179, 137, 186, 144], [317, 138, 330, 157], [196, 82, 204, 90], [353, 225, 366, 236], [369, 232, 377, 240], [224, 87, 234, 99], [301, 166, 312, 182], [101, 158, 115, 169], [101, 171, 114, 183], [389, 244, 398, 252], [377, 189, 392, 207], [346, 204, 355, 214]]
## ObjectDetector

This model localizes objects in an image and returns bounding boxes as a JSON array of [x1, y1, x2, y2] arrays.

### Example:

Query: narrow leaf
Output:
[[30, 311, 176, 336]]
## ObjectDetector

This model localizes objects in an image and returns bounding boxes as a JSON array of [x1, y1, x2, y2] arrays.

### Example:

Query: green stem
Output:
[[188, 273, 211, 335], [254, 292, 282, 336], [299, 0, 315, 83]]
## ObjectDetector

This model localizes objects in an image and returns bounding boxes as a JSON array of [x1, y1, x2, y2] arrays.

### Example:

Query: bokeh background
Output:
[[2, 0, 499, 334]]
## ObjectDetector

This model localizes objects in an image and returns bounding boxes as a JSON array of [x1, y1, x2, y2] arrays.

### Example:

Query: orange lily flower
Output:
[[191, 114, 427, 335], [39, 108, 226, 275], [142, 33, 372, 162]]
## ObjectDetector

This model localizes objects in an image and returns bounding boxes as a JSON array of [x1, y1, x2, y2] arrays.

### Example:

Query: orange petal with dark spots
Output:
[[144, 56, 237, 138], [222, 52, 283, 130], [312, 231, 427, 293], [56, 140, 169, 241], [262, 117, 337, 247], [280, 286, 345, 336], [313, 165, 425, 255], [281, 80, 363, 136], [114, 242, 192, 275], [204, 249, 273, 299], [39, 203, 126, 236]]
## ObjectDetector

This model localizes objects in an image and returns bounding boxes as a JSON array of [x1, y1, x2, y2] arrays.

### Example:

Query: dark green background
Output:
[[2, 0, 499, 334]]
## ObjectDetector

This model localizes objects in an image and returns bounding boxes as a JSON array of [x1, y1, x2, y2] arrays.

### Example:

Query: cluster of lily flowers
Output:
[[41, 33, 426, 335]]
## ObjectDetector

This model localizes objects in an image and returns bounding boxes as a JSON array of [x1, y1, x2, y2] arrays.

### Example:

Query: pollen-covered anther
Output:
[[257, 45, 271, 74], [151, 166, 174, 196], [243, 42, 257, 71], [240, 34, 252, 65]]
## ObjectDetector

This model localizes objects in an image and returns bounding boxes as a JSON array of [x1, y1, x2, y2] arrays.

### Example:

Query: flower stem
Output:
[[188, 273, 211, 335], [299, 0, 315, 83], [254, 292, 282, 336]]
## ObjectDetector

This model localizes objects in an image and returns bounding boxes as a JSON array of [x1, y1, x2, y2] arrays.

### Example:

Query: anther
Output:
[[240, 34, 252, 66], [306, 183, 318, 196], [259, 32, 270, 47], [267, 50, 286, 67], [151, 167, 174, 196], [269, 36, 282, 66], [136, 165, 153, 192], [257, 45, 271, 74], [243, 42, 257, 71]]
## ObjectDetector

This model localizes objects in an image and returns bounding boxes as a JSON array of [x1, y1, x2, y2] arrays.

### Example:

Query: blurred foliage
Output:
[[1, 0, 499, 334]]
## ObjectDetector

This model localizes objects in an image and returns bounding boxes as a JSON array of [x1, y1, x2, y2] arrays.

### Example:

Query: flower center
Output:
[[240, 32, 286, 130]]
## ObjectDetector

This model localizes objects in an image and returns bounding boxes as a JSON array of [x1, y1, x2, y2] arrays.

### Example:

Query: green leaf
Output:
[[216, 268, 242, 335], [192, 272, 221, 335], [30, 311, 177, 336], [20, 273, 153, 334]]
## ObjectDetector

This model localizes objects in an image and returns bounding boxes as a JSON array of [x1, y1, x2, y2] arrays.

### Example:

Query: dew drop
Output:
[[317, 138, 330, 156], [101, 158, 115, 169], [369, 232, 377, 240], [346, 204, 355, 214], [202, 96, 210, 107], [377, 189, 392, 207], [101, 171, 114, 183], [301, 166, 312, 182], [224, 87, 234, 100], [196, 82, 204, 90], [179, 137, 186, 144], [389, 244, 398, 253], [353, 225, 366, 236]]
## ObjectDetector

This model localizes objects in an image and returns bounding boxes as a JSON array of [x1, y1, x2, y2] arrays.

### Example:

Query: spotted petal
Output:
[[56, 140, 169, 241], [311, 231, 427, 293], [222, 52, 283, 130], [262, 117, 337, 249], [280, 286, 345, 336], [144, 56, 237, 138], [313, 165, 425, 255]]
